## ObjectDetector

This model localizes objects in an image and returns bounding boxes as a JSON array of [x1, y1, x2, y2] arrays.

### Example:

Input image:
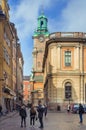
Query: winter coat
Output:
[[30, 109, 36, 118], [19, 107, 27, 117], [79, 105, 84, 114], [37, 105, 44, 118], [0, 105, 2, 112]]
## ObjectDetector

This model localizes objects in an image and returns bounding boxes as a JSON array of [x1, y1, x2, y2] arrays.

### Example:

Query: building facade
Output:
[[0, 0, 24, 113], [43, 32, 86, 110], [0, 1, 15, 112], [16, 43, 24, 105], [23, 76, 31, 105]]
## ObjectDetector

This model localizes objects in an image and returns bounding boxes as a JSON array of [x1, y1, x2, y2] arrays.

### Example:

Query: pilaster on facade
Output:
[[74, 45, 80, 70], [57, 44, 61, 70]]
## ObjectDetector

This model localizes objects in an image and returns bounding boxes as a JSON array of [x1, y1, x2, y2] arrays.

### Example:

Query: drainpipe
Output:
[[82, 43, 84, 104]]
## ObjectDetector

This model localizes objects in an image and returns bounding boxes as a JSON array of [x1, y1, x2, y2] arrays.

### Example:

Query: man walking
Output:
[[37, 100, 44, 129], [79, 103, 84, 124]]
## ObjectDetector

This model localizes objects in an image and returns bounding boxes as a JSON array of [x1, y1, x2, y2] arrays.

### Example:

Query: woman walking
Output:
[[30, 105, 37, 127]]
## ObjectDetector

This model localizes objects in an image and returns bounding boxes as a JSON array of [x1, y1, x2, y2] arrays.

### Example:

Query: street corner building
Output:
[[43, 32, 86, 110], [31, 11, 86, 110]]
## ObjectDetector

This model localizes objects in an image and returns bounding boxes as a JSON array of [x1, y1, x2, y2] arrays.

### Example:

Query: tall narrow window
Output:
[[38, 62, 41, 67], [41, 21, 43, 28], [65, 82, 72, 99], [65, 51, 71, 66]]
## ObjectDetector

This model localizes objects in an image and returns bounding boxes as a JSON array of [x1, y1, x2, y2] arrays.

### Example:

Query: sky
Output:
[[8, 0, 86, 76]]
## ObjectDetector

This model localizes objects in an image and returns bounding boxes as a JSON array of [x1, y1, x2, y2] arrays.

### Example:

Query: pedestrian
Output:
[[37, 100, 45, 129], [0, 104, 2, 116], [30, 105, 37, 127], [19, 105, 27, 127], [16, 103, 21, 112], [67, 104, 71, 113], [44, 104, 47, 118], [79, 103, 84, 124]]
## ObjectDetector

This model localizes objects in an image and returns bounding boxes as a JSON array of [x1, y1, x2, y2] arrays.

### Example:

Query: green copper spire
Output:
[[33, 12, 49, 37]]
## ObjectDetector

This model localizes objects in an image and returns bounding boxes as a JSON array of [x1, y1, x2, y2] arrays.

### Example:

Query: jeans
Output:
[[39, 117, 43, 128], [79, 113, 83, 123], [30, 117, 35, 125], [21, 116, 26, 127]]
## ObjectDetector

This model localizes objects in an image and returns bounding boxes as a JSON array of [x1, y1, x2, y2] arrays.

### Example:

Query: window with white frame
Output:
[[4, 32, 10, 47], [3, 47, 10, 65], [65, 51, 71, 66]]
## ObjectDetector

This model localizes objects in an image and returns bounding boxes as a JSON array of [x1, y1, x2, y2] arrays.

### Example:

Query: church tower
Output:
[[33, 12, 49, 72], [31, 12, 49, 104]]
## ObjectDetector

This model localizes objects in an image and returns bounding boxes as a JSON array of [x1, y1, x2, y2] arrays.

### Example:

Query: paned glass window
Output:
[[65, 82, 72, 99], [65, 51, 71, 66]]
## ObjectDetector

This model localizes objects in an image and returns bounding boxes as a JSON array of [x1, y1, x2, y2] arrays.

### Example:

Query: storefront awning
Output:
[[3, 86, 16, 96]]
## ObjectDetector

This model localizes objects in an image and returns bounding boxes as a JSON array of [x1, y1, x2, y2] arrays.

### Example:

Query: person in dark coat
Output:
[[37, 100, 45, 129], [19, 105, 27, 127], [0, 104, 2, 116], [30, 105, 37, 127], [79, 103, 84, 123], [44, 104, 47, 118]]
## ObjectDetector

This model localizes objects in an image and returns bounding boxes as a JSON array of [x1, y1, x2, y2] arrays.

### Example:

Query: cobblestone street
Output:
[[0, 109, 86, 130]]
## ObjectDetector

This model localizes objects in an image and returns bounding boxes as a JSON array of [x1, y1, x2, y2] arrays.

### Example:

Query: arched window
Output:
[[65, 82, 72, 99]]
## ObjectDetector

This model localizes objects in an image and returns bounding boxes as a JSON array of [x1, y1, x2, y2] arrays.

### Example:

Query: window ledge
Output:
[[64, 99, 73, 101]]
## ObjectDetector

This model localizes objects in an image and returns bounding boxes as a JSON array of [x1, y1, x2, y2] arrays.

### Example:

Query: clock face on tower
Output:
[[38, 36, 44, 42]]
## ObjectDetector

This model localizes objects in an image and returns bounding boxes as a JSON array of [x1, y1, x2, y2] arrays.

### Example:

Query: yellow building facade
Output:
[[0, 0, 20, 112], [43, 32, 86, 110]]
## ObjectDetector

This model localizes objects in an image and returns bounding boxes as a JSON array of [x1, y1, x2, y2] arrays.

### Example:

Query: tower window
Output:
[[38, 62, 41, 67], [65, 51, 71, 66], [41, 21, 43, 27]]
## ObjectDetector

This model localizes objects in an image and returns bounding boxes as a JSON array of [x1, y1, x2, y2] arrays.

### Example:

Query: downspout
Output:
[[82, 43, 84, 104]]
